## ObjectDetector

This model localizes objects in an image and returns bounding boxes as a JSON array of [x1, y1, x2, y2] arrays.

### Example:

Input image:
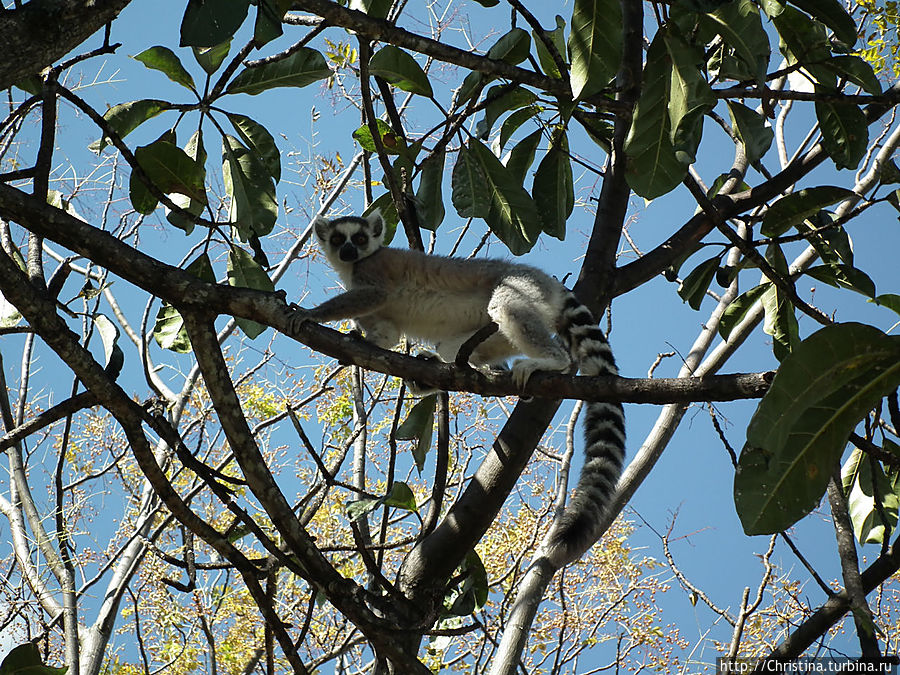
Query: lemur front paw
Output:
[[284, 303, 312, 334]]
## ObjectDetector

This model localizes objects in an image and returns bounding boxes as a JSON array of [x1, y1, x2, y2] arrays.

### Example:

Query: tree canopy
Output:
[[1, 0, 900, 673]]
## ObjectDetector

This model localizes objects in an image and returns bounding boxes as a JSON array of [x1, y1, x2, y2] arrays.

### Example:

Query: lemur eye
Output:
[[351, 233, 368, 246], [330, 233, 345, 247]]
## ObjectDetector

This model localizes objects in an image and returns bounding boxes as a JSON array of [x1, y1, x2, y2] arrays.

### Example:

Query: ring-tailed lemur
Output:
[[289, 210, 625, 566]]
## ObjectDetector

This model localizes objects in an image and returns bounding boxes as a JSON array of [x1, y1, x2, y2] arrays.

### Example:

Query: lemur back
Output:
[[300, 211, 625, 566]]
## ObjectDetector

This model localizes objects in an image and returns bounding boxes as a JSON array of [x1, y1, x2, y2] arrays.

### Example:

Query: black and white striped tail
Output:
[[545, 291, 626, 567]]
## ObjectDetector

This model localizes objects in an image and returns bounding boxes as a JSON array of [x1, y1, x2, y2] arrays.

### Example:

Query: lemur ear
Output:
[[365, 209, 384, 239], [312, 215, 330, 240]]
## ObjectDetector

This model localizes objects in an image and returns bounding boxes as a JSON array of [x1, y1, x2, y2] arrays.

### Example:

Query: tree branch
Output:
[[0, 0, 132, 90]]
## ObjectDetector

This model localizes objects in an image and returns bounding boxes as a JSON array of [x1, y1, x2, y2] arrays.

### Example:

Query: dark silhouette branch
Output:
[[0, 0, 132, 90]]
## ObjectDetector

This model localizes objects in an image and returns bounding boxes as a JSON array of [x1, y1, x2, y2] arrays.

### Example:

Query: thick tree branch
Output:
[[0, 0, 132, 90], [0, 182, 772, 404]]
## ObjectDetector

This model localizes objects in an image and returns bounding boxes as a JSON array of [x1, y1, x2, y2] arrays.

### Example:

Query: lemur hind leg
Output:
[[488, 284, 571, 388]]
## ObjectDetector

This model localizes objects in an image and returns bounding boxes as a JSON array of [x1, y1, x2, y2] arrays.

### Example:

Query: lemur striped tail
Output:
[[546, 291, 626, 567]]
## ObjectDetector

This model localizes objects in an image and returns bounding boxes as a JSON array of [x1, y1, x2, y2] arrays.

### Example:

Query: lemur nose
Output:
[[339, 243, 358, 261]]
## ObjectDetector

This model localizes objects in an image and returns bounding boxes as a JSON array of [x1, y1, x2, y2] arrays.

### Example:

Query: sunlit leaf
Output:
[[89, 100, 170, 153], [192, 41, 231, 74], [369, 45, 433, 97], [735, 323, 900, 535], [133, 46, 196, 90], [227, 246, 274, 339], [719, 283, 770, 339], [761, 186, 855, 237], [226, 48, 331, 95], [568, 0, 622, 99]]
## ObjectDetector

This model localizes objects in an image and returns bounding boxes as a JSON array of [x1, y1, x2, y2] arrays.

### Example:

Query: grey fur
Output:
[[294, 211, 625, 566]]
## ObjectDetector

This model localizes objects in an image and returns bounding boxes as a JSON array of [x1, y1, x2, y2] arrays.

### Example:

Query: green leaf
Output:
[[451, 142, 491, 219], [415, 151, 445, 231], [534, 15, 567, 79], [227, 246, 274, 339], [133, 46, 196, 90], [719, 283, 770, 340], [180, 0, 250, 48], [869, 294, 900, 317], [352, 119, 404, 155], [664, 28, 715, 165], [226, 48, 331, 95], [476, 85, 538, 139], [498, 105, 542, 151], [152, 255, 213, 353], [805, 264, 877, 298], [486, 27, 531, 65], [166, 129, 208, 234], [89, 100, 170, 153], [457, 28, 531, 104], [0, 642, 68, 675], [568, 0, 622, 99], [815, 93, 868, 171], [363, 194, 399, 243], [761, 244, 798, 362], [154, 302, 192, 352], [369, 46, 433, 97], [797, 212, 853, 266], [13, 76, 41, 96], [823, 55, 882, 95], [397, 395, 436, 472], [383, 482, 418, 511], [192, 41, 231, 75], [222, 134, 278, 238], [532, 129, 573, 240], [503, 129, 542, 184], [129, 138, 208, 215], [761, 186, 855, 237], [678, 256, 720, 310], [623, 29, 687, 199], [468, 139, 542, 255], [93, 314, 123, 379], [703, 0, 770, 83], [786, 0, 857, 46], [226, 113, 281, 183], [254, 0, 294, 47], [726, 101, 774, 164], [445, 550, 489, 616], [346, 482, 418, 522], [575, 111, 613, 152], [773, 6, 830, 66], [842, 448, 899, 544], [735, 323, 900, 535]]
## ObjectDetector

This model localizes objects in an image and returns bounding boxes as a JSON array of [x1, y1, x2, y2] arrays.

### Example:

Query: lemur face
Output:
[[314, 211, 384, 263]]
